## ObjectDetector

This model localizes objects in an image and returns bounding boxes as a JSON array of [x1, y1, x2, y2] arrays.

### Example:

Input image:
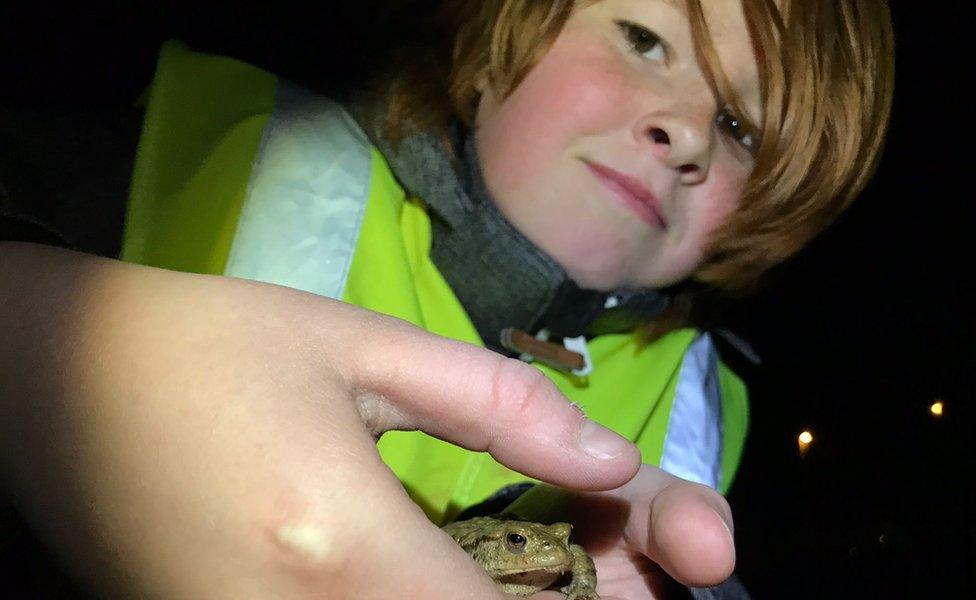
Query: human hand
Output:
[[505, 465, 736, 600], [0, 243, 641, 599]]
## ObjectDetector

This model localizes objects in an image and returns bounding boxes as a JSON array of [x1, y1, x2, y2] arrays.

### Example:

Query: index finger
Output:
[[338, 311, 641, 491]]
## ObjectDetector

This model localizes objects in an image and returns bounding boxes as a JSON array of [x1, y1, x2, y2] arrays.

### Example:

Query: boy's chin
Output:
[[564, 260, 684, 292], [563, 264, 639, 292]]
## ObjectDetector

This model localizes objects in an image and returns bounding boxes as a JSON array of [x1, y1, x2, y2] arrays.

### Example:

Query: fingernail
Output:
[[704, 497, 735, 541], [578, 419, 631, 459], [715, 509, 735, 545]]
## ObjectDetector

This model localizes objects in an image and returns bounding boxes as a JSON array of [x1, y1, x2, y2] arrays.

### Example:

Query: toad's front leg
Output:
[[561, 543, 599, 600]]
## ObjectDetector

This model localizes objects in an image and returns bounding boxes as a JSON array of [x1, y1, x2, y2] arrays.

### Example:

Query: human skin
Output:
[[0, 242, 734, 599], [476, 0, 761, 291], [510, 468, 735, 599]]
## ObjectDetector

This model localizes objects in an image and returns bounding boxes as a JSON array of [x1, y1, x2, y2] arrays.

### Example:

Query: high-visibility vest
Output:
[[123, 41, 748, 522]]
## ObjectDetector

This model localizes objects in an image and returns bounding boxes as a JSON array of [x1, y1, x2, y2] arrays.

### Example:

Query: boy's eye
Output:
[[717, 111, 758, 152], [617, 21, 667, 62]]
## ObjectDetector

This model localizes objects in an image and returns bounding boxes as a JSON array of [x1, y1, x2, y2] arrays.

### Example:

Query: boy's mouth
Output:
[[583, 160, 667, 229]]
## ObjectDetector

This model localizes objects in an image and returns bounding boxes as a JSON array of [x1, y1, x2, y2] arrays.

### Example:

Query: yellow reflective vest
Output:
[[123, 41, 749, 523]]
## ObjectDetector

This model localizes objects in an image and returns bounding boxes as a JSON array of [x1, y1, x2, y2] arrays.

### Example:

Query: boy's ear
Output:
[[471, 68, 496, 126], [473, 67, 491, 95]]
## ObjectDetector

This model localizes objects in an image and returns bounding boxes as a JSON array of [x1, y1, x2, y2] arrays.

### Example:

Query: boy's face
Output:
[[474, 0, 762, 290]]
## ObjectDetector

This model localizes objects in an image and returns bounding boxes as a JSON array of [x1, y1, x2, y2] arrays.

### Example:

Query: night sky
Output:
[[2, 1, 972, 597]]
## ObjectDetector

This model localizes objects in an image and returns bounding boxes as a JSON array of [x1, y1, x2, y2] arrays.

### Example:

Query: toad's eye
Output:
[[717, 111, 758, 152], [617, 21, 667, 62], [506, 533, 527, 552]]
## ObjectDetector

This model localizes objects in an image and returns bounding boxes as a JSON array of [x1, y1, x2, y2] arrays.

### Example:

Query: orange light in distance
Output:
[[798, 430, 814, 457]]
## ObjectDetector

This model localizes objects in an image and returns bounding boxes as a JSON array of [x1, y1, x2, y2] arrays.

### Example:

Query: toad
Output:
[[442, 514, 598, 599]]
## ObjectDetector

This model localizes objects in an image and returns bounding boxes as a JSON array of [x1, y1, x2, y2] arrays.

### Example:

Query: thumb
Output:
[[621, 467, 736, 587], [337, 313, 641, 491]]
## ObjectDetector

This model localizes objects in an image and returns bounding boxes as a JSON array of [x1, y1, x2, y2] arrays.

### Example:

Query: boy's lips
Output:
[[584, 160, 667, 229]]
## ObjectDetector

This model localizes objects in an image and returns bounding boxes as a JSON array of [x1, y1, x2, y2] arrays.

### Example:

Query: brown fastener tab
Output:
[[499, 328, 586, 372]]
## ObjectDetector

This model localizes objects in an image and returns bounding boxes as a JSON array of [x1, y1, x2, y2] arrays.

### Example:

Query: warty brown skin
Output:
[[443, 515, 599, 599]]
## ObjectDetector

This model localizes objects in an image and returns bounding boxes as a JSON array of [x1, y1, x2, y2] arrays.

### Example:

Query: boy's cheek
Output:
[[699, 162, 746, 232], [479, 72, 629, 193], [518, 48, 635, 138], [644, 168, 745, 285]]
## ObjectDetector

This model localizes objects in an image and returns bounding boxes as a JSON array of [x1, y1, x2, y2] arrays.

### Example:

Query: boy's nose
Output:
[[635, 113, 712, 185]]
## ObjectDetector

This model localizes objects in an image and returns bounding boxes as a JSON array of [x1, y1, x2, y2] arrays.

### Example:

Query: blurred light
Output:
[[930, 401, 944, 417], [798, 430, 814, 457]]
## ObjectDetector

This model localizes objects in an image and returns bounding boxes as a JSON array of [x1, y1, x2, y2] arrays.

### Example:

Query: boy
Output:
[[0, 0, 893, 597]]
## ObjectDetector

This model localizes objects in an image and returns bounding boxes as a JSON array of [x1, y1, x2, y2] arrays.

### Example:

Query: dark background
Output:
[[1, 1, 972, 597]]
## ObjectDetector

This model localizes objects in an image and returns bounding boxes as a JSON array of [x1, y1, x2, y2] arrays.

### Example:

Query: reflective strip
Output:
[[224, 81, 372, 300], [659, 332, 723, 490]]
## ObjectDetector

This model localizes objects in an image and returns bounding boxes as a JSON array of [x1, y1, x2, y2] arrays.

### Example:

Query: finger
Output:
[[336, 311, 641, 491], [620, 466, 736, 587]]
